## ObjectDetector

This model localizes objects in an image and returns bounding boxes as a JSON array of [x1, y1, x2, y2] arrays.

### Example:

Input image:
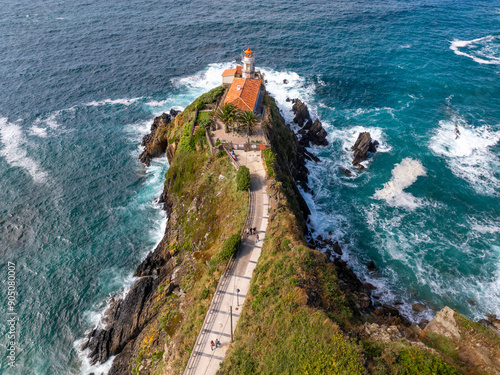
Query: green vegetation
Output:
[[130, 91, 249, 375], [132, 87, 472, 375], [261, 148, 276, 178], [184, 85, 225, 115], [236, 166, 251, 191], [215, 234, 241, 264], [219, 90, 466, 375], [236, 110, 258, 135], [214, 103, 237, 133], [219, 189, 363, 374]]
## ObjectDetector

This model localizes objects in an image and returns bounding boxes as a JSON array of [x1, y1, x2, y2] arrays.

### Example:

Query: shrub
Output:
[[218, 234, 241, 261], [201, 287, 210, 300], [236, 166, 251, 191], [262, 148, 276, 178], [217, 150, 225, 158]]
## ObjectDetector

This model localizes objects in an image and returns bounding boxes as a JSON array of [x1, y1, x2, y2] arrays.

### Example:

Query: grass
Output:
[[219, 200, 364, 374], [197, 110, 211, 123], [128, 94, 248, 375]]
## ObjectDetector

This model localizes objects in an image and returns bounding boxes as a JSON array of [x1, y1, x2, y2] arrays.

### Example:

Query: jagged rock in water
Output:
[[292, 99, 310, 127], [367, 261, 377, 272], [308, 119, 328, 146], [138, 112, 173, 166], [83, 276, 156, 365], [351, 132, 378, 166]]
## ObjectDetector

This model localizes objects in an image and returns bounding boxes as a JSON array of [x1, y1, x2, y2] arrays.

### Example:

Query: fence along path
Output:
[[183, 150, 269, 375]]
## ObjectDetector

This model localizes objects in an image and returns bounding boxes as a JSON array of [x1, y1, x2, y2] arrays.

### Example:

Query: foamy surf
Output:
[[374, 158, 427, 209], [84, 97, 145, 107], [0, 118, 49, 183], [429, 117, 500, 196], [450, 35, 500, 65]]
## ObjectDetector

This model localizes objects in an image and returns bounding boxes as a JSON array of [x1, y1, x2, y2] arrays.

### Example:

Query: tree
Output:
[[237, 110, 258, 136], [214, 104, 237, 133]]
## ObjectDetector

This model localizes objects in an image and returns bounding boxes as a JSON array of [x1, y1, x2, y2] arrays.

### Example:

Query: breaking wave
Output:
[[429, 116, 500, 196], [374, 158, 427, 209], [0, 117, 49, 182], [450, 35, 500, 65]]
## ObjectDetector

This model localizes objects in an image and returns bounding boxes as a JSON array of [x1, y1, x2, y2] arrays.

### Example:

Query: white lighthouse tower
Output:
[[242, 47, 255, 79]]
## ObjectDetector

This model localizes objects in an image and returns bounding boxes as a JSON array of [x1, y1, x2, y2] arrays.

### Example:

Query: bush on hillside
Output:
[[262, 148, 276, 178], [236, 166, 251, 191], [218, 234, 241, 261]]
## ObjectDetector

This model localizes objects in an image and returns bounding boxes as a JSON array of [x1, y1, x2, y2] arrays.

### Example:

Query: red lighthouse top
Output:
[[244, 47, 253, 56]]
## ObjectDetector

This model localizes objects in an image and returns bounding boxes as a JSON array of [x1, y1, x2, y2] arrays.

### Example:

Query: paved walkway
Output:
[[183, 150, 269, 375], [212, 119, 267, 145]]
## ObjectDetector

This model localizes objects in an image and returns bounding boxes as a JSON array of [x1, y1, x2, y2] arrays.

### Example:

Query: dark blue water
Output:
[[1, 0, 499, 373]]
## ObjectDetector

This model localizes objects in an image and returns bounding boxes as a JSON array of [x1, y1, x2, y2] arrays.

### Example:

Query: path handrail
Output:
[[184, 160, 254, 374]]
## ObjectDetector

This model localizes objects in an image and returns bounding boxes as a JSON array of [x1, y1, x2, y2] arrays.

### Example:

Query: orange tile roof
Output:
[[221, 66, 242, 76], [224, 78, 261, 112]]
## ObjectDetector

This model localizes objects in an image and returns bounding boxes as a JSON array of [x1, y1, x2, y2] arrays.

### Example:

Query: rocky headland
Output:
[[83, 85, 500, 375]]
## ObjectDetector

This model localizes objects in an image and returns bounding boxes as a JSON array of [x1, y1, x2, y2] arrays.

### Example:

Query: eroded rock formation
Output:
[[291, 99, 328, 146], [351, 132, 378, 166], [138, 110, 178, 166]]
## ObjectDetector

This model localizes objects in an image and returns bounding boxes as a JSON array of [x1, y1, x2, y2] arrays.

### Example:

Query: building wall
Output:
[[253, 87, 264, 114], [222, 75, 235, 85]]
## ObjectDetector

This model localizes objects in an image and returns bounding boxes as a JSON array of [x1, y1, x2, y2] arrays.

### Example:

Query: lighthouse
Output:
[[242, 47, 255, 79]]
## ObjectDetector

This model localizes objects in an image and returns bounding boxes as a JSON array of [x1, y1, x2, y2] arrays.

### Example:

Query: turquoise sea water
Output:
[[0, 0, 499, 373]]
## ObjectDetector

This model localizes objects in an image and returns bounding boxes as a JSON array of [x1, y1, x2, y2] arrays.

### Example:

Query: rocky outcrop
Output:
[[291, 99, 328, 146], [82, 176, 183, 370], [292, 99, 310, 127], [138, 110, 178, 166], [351, 132, 378, 166], [423, 306, 460, 340], [423, 307, 500, 374], [83, 277, 156, 365]]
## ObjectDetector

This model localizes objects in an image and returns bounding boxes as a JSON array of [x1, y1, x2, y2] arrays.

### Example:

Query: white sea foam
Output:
[[75, 148, 169, 374], [260, 68, 315, 124], [450, 35, 500, 65], [29, 125, 48, 138], [429, 117, 500, 196], [374, 158, 427, 209], [73, 334, 116, 375], [0, 118, 48, 182], [145, 99, 170, 107], [84, 97, 145, 107], [173, 62, 235, 97]]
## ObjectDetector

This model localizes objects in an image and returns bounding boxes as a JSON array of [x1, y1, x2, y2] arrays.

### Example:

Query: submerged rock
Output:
[[412, 302, 427, 313]]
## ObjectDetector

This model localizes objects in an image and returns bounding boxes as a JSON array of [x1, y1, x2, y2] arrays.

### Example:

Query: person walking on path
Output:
[[256, 234, 259, 242], [210, 340, 215, 351], [215, 338, 221, 348], [249, 227, 253, 235], [246, 228, 249, 237]]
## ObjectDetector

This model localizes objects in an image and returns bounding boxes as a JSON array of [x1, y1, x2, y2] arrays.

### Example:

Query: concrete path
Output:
[[183, 150, 269, 375]]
